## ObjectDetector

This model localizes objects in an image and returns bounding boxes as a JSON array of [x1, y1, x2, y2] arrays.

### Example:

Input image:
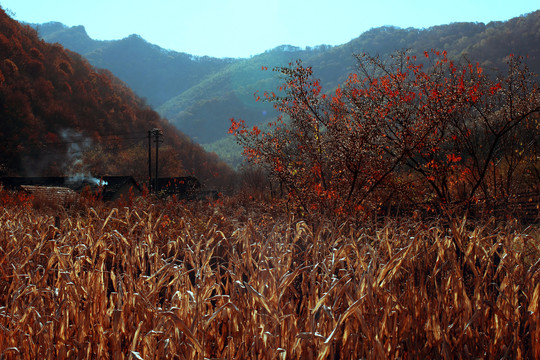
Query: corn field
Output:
[[0, 195, 539, 359]]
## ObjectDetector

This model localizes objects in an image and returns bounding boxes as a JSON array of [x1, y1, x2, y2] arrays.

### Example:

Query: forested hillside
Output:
[[0, 8, 235, 188], [33, 11, 540, 167]]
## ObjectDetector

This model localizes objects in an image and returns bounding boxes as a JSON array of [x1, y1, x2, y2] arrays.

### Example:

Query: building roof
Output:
[[20, 185, 78, 203], [0, 176, 142, 201]]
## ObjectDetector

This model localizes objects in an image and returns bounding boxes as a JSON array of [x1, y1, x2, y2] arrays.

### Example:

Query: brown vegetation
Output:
[[0, 190, 538, 359]]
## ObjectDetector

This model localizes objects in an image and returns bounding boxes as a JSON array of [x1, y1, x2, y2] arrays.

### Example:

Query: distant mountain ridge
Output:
[[34, 22, 234, 108], [31, 11, 540, 166], [35, 22, 103, 54]]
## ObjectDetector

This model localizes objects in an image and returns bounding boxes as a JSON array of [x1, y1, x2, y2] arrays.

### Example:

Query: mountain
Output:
[[32, 11, 540, 167], [0, 8, 235, 188], [34, 22, 234, 108], [34, 22, 102, 54]]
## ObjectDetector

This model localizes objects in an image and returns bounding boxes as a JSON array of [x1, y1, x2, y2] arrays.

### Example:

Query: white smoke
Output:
[[66, 172, 108, 186], [90, 177, 108, 186], [61, 129, 107, 186]]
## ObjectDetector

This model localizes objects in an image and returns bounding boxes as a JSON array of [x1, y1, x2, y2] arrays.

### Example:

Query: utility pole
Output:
[[148, 130, 152, 193], [152, 128, 163, 193]]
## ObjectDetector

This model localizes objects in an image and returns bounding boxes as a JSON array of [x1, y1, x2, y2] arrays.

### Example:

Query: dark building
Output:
[[95, 176, 142, 201], [0, 176, 142, 201]]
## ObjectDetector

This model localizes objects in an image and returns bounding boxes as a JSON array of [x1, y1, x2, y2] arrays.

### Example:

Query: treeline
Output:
[[0, 8, 235, 188]]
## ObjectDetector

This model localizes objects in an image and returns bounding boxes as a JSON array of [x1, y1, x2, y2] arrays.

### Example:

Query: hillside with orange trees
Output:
[[0, 8, 234, 188]]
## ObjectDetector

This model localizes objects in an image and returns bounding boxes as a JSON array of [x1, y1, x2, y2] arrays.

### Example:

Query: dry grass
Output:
[[0, 195, 539, 359]]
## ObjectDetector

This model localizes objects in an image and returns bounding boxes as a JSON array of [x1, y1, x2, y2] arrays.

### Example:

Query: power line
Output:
[[2, 131, 150, 147], [4, 136, 150, 157]]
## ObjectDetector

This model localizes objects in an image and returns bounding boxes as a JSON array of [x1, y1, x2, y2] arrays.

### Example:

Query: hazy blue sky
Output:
[[1, 0, 538, 58]]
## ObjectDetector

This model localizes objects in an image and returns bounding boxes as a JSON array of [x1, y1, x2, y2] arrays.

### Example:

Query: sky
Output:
[[1, 0, 538, 58]]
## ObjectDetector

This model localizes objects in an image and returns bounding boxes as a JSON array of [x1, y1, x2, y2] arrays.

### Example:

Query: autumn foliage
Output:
[[231, 51, 540, 215], [0, 8, 234, 187]]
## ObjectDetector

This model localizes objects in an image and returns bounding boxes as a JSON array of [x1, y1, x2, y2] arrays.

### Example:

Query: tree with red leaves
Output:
[[231, 51, 539, 215]]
